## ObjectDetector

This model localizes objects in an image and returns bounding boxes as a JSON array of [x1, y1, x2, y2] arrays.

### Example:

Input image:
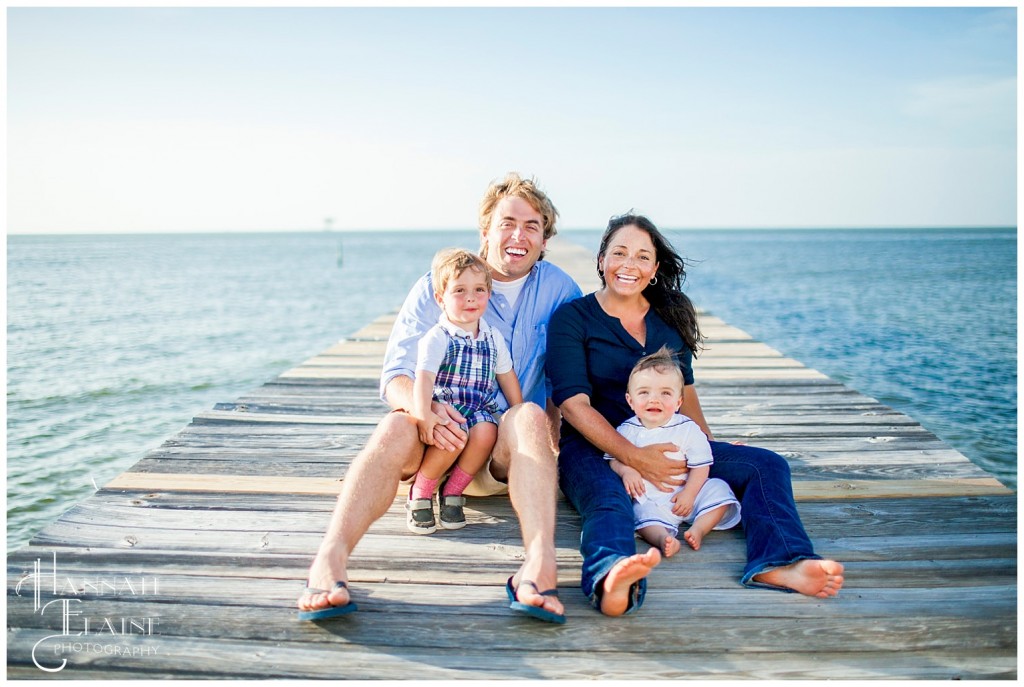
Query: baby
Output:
[[606, 346, 741, 556]]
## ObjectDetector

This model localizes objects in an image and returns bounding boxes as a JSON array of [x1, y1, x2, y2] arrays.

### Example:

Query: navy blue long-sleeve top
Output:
[[546, 293, 694, 448]]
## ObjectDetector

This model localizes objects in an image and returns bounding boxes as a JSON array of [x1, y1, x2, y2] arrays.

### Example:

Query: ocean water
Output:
[[6, 231, 480, 551], [6, 228, 1016, 551]]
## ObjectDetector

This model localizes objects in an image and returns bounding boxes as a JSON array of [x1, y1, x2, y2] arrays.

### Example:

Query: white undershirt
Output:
[[490, 273, 529, 309]]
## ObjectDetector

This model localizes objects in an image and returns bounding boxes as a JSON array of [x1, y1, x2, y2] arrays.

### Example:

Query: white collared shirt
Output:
[[416, 314, 513, 376]]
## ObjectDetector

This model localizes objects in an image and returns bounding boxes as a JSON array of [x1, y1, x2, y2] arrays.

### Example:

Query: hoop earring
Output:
[[649, 275, 658, 286]]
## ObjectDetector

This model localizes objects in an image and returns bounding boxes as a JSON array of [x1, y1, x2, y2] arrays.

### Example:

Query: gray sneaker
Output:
[[438, 492, 467, 530], [406, 495, 436, 535]]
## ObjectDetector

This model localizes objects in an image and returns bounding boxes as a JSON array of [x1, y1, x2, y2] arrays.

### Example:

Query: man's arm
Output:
[[379, 273, 439, 402]]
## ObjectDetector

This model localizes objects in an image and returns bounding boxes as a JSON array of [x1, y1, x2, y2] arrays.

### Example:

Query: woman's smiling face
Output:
[[599, 224, 659, 296]]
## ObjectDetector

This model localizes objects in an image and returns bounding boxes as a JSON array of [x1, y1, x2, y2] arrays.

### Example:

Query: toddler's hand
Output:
[[417, 418, 438, 446]]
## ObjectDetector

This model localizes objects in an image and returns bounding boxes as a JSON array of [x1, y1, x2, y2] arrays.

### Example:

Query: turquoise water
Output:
[[6, 228, 1016, 550]]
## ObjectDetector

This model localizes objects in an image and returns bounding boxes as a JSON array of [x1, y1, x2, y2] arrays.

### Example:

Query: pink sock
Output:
[[442, 466, 475, 497], [410, 473, 439, 501]]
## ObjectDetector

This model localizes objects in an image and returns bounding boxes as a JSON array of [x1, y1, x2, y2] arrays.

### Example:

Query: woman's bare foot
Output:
[[600, 548, 661, 616], [297, 545, 351, 612], [753, 559, 845, 598]]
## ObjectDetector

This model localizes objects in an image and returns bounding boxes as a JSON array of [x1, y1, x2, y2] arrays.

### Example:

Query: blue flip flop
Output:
[[505, 576, 566, 624], [298, 581, 358, 621]]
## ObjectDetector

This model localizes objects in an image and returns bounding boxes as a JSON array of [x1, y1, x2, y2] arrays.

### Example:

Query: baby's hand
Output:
[[619, 467, 647, 499], [671, 491, 695, 517]]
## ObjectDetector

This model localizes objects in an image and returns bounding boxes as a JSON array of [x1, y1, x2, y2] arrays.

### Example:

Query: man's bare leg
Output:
[[599, 548, 661, 616], [298, 412, 424, 612], [753, 559, 845, 598], [492, 402, 564, 617]]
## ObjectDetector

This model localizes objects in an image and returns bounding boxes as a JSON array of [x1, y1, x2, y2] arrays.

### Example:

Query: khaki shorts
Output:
[[463, 458, 510, 497]]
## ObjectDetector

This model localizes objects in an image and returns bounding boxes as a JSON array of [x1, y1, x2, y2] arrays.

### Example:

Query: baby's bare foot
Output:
[[662, 535, 681, 558], [600, 548, 661, 616], [683, 528, 704, 550], [753, 559, 845, 598]]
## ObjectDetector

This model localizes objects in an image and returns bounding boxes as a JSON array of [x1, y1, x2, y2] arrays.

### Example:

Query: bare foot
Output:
[[683, 527, 705, 551], [753, 559, 845, 598], [297, 545, 351, 612], [600, 548, 661, 616], [638, 526, 679, 558]]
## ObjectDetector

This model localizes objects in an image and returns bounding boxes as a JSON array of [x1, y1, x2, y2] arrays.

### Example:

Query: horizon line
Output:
[[7, 225, 1017, 237]]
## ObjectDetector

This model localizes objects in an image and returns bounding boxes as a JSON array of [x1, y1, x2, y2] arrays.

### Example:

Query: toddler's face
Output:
[[437, 267, 491, 328], [626, 366, 683, 428]]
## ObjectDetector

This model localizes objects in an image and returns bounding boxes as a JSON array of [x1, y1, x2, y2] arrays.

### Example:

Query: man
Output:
[[298, 173, 581, 622]]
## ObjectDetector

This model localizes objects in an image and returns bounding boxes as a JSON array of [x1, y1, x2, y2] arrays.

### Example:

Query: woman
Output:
[[546, 213, 844, 616]]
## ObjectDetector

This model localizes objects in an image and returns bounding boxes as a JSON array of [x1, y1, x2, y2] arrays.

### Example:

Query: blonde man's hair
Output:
[[627, 345, 685, 392], [478, 172, 559, 260], [431, 247, 492, 296]]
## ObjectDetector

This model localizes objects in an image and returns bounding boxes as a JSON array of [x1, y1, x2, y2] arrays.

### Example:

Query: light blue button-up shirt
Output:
[[380, 260, 582, 410]]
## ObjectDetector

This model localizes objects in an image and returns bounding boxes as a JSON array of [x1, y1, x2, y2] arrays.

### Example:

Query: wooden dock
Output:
[[7, 239, 1016, 679]]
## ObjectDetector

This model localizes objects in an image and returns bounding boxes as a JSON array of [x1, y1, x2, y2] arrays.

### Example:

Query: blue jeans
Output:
[[558, 437, 821, 612], [557, 436, 646, 612], [707, 440, 821, 589]]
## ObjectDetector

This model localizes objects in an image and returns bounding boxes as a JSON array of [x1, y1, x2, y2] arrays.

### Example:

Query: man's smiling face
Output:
[[481, 196, 547, 282]]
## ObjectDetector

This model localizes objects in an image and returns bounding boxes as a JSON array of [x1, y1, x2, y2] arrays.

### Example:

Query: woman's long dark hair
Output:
[[597, 213, 703, 355]]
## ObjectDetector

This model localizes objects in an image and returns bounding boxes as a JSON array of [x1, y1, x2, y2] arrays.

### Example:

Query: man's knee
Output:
[[503, 401, 547, 427], [359, 411, 424, 477]]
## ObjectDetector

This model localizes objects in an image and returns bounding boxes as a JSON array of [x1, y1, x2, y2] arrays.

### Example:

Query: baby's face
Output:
[[626, 366, 684, 429]]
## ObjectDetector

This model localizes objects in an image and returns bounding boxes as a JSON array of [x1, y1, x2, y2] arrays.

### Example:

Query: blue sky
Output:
[[7, 6, 1017, 233]]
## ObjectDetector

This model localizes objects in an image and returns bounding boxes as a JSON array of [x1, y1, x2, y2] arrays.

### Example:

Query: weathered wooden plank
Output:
[[104, 469, 1012, 499], [8, 630, 1014, 680], [192, 410, 383, 425], [8, 544, 1016, 591], [25, 514, 1015, 565], [123, 455, 994, 483], [7, 592, 1015, 659], [279, 367, 383, 380]]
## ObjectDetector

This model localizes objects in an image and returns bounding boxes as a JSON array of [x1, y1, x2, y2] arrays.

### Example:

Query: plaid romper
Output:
[[416, 315, 514, 431], [433, 328, 502, 429]]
